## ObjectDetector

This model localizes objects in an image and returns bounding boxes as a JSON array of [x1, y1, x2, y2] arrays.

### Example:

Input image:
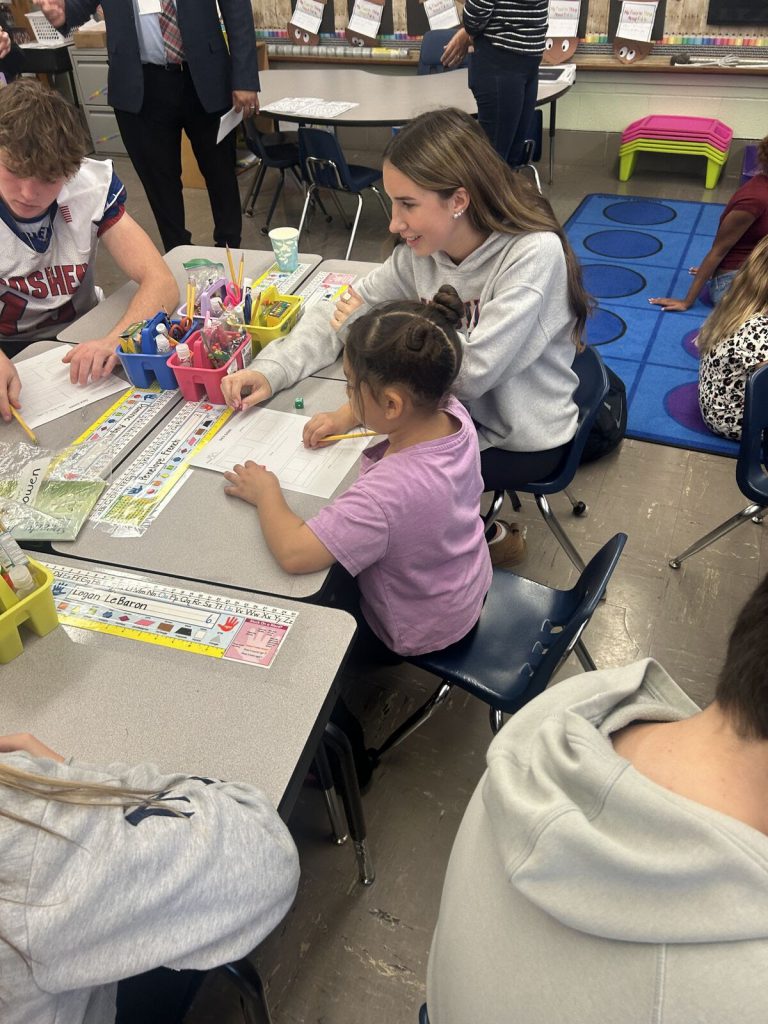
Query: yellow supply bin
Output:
[[0, 559, 59, 664]]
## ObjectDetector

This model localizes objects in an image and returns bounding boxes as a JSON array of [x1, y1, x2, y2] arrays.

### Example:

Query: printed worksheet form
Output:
[[190, 407, 373, 499], [15, 347, 130, 429]]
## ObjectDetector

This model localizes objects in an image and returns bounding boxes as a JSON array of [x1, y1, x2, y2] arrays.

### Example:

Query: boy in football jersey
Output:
[[0, 79, 178, 423]]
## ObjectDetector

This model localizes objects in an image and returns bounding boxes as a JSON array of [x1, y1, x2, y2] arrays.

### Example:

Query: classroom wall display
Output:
[[288, 0, 331, 43], [345, 0, 391, 47], [609, 0, 665, 63], [544, 0, 588, 64], [422, 0, 459, 32]]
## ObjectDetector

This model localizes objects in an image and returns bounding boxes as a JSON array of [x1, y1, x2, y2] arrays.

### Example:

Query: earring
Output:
[[452, 210, 464, 220]]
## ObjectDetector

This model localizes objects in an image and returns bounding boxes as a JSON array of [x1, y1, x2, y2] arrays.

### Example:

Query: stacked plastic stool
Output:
[[618, 115, 733, 189]]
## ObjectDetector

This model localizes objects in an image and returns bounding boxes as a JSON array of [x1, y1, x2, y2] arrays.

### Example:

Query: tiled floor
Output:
[[94, 138, 765, 1023]]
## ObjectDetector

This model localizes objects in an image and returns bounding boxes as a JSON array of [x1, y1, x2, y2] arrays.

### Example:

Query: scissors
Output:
[[223, 282, 241, 308], [169, 317, 193, 342]]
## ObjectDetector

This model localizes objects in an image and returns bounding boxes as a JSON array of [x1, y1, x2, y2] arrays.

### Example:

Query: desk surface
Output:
[[259, 67, 571, 126], [52, 375, 355, 600], [5, 554, 355, 816], [57, 246, 322, 344]]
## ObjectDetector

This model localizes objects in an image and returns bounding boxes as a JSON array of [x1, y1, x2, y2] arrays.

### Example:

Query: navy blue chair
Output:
[[484, 344, 610, 574], [297, 127, 390, 260], [417, 28, 470, 74], [669, 363, 768, 568], [371, 533, 627, 757], [242, 122, 304, 235], [419, 1004, 430, 1024]]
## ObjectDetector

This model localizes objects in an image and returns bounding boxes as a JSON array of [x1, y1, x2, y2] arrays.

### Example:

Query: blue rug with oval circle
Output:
[[567, 193, 739, 458]]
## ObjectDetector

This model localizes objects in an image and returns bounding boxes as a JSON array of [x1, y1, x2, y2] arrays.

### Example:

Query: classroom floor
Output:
[[94, 141, 767, 1024]]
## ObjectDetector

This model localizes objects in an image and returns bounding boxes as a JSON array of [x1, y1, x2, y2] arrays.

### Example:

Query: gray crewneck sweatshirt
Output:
[[427, 659, 768, 1023], [254, 231, 579, 451], [0, 753, 299, 1024]]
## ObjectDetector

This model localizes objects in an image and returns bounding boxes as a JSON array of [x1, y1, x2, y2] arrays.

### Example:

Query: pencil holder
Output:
[[244, 293, 302, 351], [168, 329, 254, 404], [0, 558, 58, 664], [176, 278, 229, 320], [116, 313, 195, 390]]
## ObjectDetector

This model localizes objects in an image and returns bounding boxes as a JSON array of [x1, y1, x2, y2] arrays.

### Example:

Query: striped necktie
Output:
[[158, 0, 184, 64]]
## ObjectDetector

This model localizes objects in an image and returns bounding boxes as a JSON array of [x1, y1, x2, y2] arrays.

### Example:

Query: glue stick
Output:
[[0, 520, 35, 594]]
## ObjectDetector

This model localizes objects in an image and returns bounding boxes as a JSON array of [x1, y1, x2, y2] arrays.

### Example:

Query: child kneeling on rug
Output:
[[223, 286, 492, 661], [697, 234, 768, 441]]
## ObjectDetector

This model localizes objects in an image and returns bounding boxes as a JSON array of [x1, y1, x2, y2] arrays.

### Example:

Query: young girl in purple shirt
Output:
[[224, 286, 492, 662]]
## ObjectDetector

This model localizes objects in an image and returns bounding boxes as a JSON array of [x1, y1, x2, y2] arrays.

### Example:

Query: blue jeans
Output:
[[468, 40, 541, 166], [709, 270, 737, 305]]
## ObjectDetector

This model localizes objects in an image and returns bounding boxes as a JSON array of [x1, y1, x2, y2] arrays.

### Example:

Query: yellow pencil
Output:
[[11, 407, 38, 445], [322, 430, 379, 442], [237, 253, 244, 291], [225, 243, 237, 284]]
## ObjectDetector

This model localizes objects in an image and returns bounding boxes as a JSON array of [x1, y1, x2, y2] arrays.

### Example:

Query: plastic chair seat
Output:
[[345, 165, 385, 191], [260, 140, 301, 168]]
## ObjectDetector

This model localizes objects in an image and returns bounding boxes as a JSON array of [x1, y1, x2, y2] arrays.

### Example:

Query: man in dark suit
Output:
[[38, 0, 260, 252]]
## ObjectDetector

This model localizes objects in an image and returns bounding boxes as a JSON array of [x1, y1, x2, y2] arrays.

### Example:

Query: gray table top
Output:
[[57, 246, 323, 344], [7, 341, 181, 468], [259, 67, 572, 126], [52, 376, 357, 600], [5, 553, 356, 815], [303, 259, 381, 382]]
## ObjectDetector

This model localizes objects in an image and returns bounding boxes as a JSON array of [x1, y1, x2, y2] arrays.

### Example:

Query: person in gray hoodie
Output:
[[426, 572, 768, 1024], [0, 731, 300, 1024], [222, 108, 591, 565]]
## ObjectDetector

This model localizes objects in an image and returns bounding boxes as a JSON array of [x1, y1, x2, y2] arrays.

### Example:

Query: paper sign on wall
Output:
[[544, 0, 582, 63], [345, 0, 385, 48], [616, 0, 657, 41], [422, 0, 459, 31], [288, 0, 326, 46]]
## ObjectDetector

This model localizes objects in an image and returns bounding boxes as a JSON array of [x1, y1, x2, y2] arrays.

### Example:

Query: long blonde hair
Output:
[[383, 107, 592, 344], [697, 235, 768, 356]]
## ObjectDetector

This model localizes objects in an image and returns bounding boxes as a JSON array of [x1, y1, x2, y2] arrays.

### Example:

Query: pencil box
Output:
[[0, 558, 58, 663], [168, 329, 254, 404]]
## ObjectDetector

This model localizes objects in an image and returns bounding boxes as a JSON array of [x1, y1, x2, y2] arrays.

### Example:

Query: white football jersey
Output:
[[0, 158, 126, 346]]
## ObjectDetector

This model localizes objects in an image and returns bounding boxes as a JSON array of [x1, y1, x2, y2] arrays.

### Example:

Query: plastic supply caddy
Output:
[[245, 293, 303, 351], [168, 329, 253, 404], [0, 558, 58, 663], [116, 312, 195, 389]]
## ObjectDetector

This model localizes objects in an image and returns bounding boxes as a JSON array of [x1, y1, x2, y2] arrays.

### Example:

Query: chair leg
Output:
[[370, 183, 391, 223], [312, 747, 348, 846], [482, 490, 504, 537], [328, 189, 351, 229], [289, 166, 304, 190], [344, 193, 365, 260], [322, 723, 375, 885], [221, 959, 273, 1024], [563, 486, 588, 517], [243, 161, 266, 217], [297, 184, 316, 244], [574, 638, 597, 672], [371, 681, 452, 759], [669, 504, 768, 568], [534, 493, 586, 572], [489, 706, 505, 733], [263, 170, 286, 231]]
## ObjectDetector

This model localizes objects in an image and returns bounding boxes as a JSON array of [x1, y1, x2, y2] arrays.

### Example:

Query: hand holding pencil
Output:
[[302, 404, 376, 449]]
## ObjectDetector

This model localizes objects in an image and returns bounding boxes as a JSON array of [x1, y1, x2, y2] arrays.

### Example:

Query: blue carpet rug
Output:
[[566, 193, 739, 458]]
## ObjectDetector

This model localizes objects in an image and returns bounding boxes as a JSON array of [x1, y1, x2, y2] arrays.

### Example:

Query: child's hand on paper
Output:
[[62, 338, 120, 385], [303, 403, 357, 448], [0, 353, 21, 422], [223, 461, 279, 507], [221, 370, 272, 411], [330, 285, 364, 331], [0, 733, 65, 763]]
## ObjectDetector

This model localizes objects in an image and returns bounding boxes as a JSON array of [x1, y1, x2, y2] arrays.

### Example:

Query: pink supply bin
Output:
[[168, 329, 253, 404]]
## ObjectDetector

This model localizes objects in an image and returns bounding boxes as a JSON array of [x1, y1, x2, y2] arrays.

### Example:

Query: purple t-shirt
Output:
[[307, 396, 492, 656]]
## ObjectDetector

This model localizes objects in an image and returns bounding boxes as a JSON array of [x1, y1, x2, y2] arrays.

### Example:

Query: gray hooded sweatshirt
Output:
[[254, 231, 579, 451], [0, 753, 300, 1024], [427, 659, 768, 1024]]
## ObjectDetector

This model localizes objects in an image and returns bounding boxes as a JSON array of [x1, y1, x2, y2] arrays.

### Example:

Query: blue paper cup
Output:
[[268, 226, 299, 272]]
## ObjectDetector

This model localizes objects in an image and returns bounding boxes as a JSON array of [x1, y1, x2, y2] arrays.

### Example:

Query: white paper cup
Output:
[[268, 226, 299, 272]]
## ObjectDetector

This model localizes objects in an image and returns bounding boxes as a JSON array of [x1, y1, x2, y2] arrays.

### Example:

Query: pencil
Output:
[[322, 430, 379, 442], [225, 243, 237, 284], [11, 407, 38, 444], [237, 253, 244, 291]]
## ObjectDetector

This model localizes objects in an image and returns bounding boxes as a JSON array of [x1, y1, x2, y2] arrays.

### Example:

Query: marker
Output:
[[322, 430, 379, 442], [10, 407, 38, 445]]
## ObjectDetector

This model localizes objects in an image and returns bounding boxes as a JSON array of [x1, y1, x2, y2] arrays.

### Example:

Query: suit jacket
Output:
[[64, 0, 260, 114]]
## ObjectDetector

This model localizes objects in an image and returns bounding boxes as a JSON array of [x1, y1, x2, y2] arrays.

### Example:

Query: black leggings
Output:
[[480, 443, 569, 493], [116, 967, 206, 1023]]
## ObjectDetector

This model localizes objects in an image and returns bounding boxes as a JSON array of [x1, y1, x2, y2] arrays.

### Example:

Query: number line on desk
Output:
[[43, 561, 297, 669], [89, 399, 233, 531]]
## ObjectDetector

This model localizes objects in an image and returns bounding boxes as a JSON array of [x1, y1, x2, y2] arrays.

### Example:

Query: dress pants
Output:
[[469, 39, 541, 167], [115, 63, 241, 252]]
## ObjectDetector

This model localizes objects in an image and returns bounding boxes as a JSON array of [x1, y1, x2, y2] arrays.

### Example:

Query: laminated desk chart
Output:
[[46, 561, 296, 668]]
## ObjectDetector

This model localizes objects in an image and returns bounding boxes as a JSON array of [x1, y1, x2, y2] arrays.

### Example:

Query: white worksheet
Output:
[[260, 97, 358, 119], [190, 407, 374, 499], [15, 347, 130, 429]]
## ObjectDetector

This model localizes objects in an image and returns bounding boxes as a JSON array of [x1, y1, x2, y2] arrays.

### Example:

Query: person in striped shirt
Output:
[[442, 0, 548, 167]]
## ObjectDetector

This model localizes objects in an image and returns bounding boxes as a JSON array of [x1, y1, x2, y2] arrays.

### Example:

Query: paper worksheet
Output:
[[190, 407, 374, 499], [260, 98, 358, 119], [15, 347, 130, 429]]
